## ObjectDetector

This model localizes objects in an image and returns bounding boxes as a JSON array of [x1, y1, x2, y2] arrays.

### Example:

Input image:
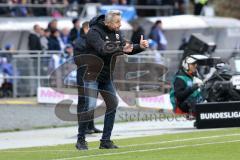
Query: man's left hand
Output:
[[140, 35, 149, 49]]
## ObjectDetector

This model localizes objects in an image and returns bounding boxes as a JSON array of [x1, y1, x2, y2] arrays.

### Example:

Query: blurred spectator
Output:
[[131, 22, 145, 44], [51, 9, 63, 18], [48, 29, 62, 51], [48, 44, 73, 71], [28, 24, 42, 52], [50, 1, 68, 18], [2, 44, 15, 62], [65, 0, 79, 17], [0, 0, 10, 16], [61, 27, 70, 45], [176, 0, 186, 15], [28, 24, 42, 84], [0, 0, 136, 17], [31, 0, 48, 16], [10, 0, 28, 17], [39, 28, 50, 77], [40, 28, 51, 50], [0, 79, 13, 97], [69, 18, 81, 44], [0, 57, 13, 97], [149, 20, 168, 50], [63, 44, 74, 58], [73, 21, 89, 55], [119, 0, 127, 5], [0, 56, 4, 73], [47, 19, 58, 32], [48, 44, 75, 88], [39, 27, 45, 42], [192, 0, 208, 15]]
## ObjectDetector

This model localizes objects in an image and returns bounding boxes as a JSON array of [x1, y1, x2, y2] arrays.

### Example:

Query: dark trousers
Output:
[[77, 80, 118, 141]]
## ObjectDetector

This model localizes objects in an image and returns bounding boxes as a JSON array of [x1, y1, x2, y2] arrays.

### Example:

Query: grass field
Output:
[[1, 128, 240, 160]]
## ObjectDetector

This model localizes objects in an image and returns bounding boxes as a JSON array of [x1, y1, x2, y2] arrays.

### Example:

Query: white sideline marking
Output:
[[54, 139, 240, 160], [1, 133, 240, 153]]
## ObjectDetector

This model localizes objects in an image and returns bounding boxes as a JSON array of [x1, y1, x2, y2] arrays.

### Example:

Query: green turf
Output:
[[1, 128, 240, 160]]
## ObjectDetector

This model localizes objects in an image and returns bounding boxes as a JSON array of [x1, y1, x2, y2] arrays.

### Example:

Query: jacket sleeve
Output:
[[127, 44, 144, 55], [174, 77, 199, 102], [87, 29, 123, 56]]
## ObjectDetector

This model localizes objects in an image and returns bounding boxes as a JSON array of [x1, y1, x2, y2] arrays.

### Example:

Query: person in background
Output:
[[28, 24, 42, 92], [10, 0, 28, 17], [176, 0, 186, 15], [1, 44, 15, 63], [28, 24, 42, 52], [48, 19, 58, 32], [40, 28, 51, 51], [48, 29, 62, 51], [0, 0, 10, 16], [74, 21, 103, 135], [149, 20, 168, 50], [0, 57, 14, 97], [31, 0, 48, 16], [192, 0, 208, 15], [62, 44, 74, 61], [62, 44, 77, 86], [48, 44, 73, 72], [61, 27, 70, 45], [69, 18, 81, 44], [131, 22, 145, 44]]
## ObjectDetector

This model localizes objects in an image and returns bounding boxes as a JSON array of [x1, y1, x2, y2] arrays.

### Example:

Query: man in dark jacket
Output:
[[48, 29, 61, 51], [75, 10, 149, 150], [28, 24, 42, 52], [69, 18, 81, 44], [74, 21, 103, 135]]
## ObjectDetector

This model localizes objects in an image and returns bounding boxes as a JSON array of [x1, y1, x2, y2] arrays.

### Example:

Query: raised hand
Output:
[[140, 35, 149, 49]]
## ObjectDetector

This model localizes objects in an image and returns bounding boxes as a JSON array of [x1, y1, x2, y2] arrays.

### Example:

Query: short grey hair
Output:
[[105, 10, 122, 23]]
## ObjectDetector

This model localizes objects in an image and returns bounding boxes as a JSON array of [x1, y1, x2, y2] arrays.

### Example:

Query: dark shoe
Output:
[[93, 127, 103, 133], [75, 138, 88, 150], [99, 140, 118, 149], [85, 129, 94, 134]]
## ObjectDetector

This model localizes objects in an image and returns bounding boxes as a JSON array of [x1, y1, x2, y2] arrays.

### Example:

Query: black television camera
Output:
[[184, 34, 240, 102]]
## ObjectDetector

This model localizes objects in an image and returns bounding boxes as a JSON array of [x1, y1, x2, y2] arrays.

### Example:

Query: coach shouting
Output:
[[76, 10, 149, 150]]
